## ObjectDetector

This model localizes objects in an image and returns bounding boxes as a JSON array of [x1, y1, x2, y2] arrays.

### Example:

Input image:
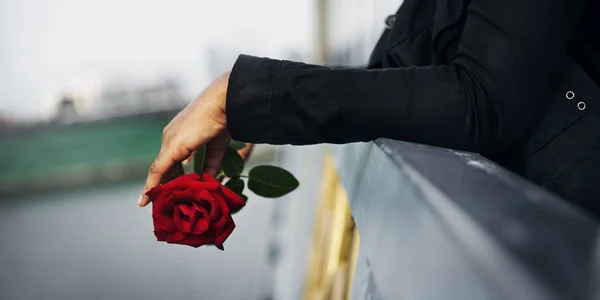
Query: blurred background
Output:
[[0, 1, 402, 299]]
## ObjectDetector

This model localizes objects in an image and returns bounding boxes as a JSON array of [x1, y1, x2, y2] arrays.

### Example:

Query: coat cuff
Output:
[[226, 54, 283, 143]]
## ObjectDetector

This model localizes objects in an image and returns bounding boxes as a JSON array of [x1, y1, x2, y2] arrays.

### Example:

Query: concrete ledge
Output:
[[330, 140, 600, 300]]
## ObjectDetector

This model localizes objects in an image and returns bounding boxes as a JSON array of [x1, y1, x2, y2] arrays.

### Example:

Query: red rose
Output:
[[145, 173, 246, 250]]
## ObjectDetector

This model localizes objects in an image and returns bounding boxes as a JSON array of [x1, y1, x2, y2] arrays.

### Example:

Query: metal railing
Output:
[[328, 140, 600, 300]]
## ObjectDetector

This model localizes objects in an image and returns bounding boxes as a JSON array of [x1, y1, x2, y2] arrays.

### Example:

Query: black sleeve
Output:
[[225, 0, 584, 154]]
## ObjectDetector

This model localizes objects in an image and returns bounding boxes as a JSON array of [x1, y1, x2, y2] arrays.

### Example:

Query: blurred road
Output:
[[0, 180, 275, 300]]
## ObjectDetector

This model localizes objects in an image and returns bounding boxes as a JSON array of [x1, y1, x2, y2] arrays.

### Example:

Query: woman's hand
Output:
[[237, 143, 254, 161], [138, 72, 232, 207]]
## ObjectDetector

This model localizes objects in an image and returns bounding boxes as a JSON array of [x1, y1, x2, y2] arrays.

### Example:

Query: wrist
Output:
[[217, 71, 231, 113]]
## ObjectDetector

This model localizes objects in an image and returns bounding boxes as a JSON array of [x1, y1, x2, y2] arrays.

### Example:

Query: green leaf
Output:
[[229, 140, 246, 150], [216, 171, 226, 182], [222, 146, 244, 177], [248, 165, 299, 198], [193, 146, 206, 175], [225, 177, 244, 195]]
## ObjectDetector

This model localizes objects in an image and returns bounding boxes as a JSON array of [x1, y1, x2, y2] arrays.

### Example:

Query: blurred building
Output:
[[50, 77, 187, 124], [0, 114, 12, 128]]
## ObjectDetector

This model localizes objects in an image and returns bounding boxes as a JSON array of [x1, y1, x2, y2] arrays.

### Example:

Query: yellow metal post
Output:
[[303, 153, 359, 300]]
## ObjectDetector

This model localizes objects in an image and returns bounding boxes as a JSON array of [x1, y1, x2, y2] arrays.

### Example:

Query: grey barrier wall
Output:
[[266, 145, 328, 300], [330, 140, 600, 300]]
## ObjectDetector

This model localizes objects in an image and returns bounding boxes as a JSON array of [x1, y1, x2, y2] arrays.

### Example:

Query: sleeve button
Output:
[[566, 91, 575, 100], [385, 15, 396, 29]]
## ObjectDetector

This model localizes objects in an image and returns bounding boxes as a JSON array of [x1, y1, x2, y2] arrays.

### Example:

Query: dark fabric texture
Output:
[[225, 0, 600, 217]]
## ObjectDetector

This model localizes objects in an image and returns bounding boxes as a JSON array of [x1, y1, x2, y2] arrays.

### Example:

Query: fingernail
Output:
[[137, 195, 143, 206]]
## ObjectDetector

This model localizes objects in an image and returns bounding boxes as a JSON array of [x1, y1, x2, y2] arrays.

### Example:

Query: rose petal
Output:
[[204, 196, 222, 222], [173, 205, 192, 233], [166, 172, 201, 183], [178, 203, 196, 219], [183, 172, 202, 180], [186, 188, 215, 217], [210, 193, 231, 232], [152, 214, 178, 233], [166, 231, 188, 243], [158, 173, 215, 192], [164, 191, 195, 211], [200, 173, 219, 183], [161, 191, 191, 215], [193, 182, 223, 193], [187, 188, 215, 203], [154, 230, 169, 242], [151, 193, 173, 216], [146, 185, 163, 200], [179, 220, 192, 233], [213, 220, 235, 251], [162, 192, 201, 220], [184, 233, 215, 248], [191, 217, 210, 235], [191, 202, 210, 219], [217, 185, 246, 211], [190, 201, 215, 235]]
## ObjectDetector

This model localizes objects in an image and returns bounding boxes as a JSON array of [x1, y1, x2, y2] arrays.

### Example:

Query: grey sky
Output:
[[0, 0, 315, 120]]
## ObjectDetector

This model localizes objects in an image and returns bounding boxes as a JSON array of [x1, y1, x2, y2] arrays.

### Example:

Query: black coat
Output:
[[226, 0, 600, 216]]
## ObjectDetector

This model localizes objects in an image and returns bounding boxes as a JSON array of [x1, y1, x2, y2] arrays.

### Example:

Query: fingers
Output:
[[161, 163, 184, 184], [182, 151, 195, 167], [139, 148, 186, 207], [203, 140, 228, 177], [138, 76, 230, 207], [138, 153, 170, 207], [238, 143, 254, 161]]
